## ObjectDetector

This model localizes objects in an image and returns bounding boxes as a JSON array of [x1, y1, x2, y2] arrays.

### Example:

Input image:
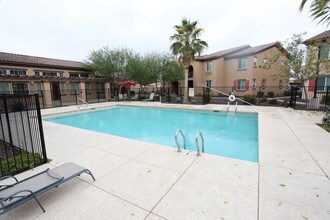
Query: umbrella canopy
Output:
[[119, 81, 137, 86]]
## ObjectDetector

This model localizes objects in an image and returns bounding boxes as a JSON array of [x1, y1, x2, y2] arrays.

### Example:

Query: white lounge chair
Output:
[[131, 93, 139, 100], [118, 94, 127, 101], [143, 93, 155, 101]]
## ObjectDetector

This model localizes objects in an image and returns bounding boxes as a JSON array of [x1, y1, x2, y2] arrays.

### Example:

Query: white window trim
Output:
[[237, 58, 247, 70], [236, 79, 246, 91]]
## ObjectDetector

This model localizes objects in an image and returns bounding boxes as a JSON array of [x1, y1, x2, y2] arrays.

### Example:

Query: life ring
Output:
[[228, 95, 236, 102]]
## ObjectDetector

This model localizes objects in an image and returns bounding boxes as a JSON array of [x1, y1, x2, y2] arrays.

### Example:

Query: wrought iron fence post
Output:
[[41, 90, 45, 109], [35, 94, 47, 163], [75, 89, 78, 105], [85, 90, 88, 103], [97, 89, 100, 102], [290, 85, 294, 108], [325, 86, 329, 108], [2, 94, 17, 171]]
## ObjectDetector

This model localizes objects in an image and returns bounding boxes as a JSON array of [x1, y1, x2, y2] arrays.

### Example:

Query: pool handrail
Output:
[[175, 129, 186, 152], [195, 131, 204, 156]]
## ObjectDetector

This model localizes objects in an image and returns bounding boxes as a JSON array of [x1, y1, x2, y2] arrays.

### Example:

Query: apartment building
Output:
[[181, 42, 289, 96], [304, 30, 330, 93], [0, 52, 111, 107]]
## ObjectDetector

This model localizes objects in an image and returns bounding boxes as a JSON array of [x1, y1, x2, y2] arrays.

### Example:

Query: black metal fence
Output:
[[290, 85, 329, 110], [0, 94, 47, 176]]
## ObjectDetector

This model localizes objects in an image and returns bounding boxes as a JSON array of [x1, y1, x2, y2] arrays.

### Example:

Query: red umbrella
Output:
[[119, 81, 137, 86]]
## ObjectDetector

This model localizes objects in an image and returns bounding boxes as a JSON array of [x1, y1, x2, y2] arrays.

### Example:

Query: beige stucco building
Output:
[[0, 52, 111, 108], [180, 42, 289, 97], [304, 30, 330, 93]]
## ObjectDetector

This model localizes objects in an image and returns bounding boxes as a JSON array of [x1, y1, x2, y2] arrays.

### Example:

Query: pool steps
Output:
[[175, 130, 204, 156]]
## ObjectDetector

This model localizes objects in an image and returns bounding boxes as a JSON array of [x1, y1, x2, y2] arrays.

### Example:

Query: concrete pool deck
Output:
[[1, 102, 329, 220]]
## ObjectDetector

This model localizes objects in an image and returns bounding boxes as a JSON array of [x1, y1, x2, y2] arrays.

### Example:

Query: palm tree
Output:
[[170, 18, 208, 103], [299, 0, 330, 26]]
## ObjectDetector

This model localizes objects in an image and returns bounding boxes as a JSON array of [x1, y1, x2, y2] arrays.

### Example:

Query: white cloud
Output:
[[0, 0, 327, 61]]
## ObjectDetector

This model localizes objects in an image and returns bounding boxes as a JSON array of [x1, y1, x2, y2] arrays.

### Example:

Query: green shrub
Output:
[[267, 91, 274, 98], [260, 97, 267, 103], [321, 95, 330, 105], [257, 91, 264, 98], [268, 99, 278, 105], [202, 94, 211, 104], [0, 153, 43, 175], [243, 95, 256, 105], [283, 90, 291, 96]]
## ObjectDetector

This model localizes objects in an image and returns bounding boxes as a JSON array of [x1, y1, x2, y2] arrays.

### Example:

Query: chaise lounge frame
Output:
[[0, 162, 95, 215]]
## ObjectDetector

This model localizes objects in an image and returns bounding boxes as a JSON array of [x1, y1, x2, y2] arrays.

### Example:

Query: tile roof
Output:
[[304, 30, 330, 44], [224, 42, 280, 59], [196, 45, 251, 61], [0, 52, 87, 71]]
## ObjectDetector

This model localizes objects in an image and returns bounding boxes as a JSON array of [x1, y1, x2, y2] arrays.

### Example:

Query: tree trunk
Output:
[[183, 68, 188, 104]]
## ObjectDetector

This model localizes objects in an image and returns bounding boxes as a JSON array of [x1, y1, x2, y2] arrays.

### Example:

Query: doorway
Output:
[[51, 82, 60, 101]]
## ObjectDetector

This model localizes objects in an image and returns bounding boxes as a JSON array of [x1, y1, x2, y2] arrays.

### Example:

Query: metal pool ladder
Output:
[[175, 129, 186, 152], [77, 98, 88, 109], [195, 131, 204, 156]]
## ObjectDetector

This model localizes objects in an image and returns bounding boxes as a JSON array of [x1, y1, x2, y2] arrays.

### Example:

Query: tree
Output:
[[84, 47, 133, 83], [127, 54, 155, 88], [170, 18, 208, 103], [299, 0, 330, 26], [158, 55, 184, 88], [270, 33, 329, 107]]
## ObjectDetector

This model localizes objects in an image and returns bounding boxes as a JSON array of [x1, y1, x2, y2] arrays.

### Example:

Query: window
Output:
[[34, 71, 41, 76], [96, 83, 105, 92], [60, 83, 66, 94], [12, 83, 28, 94], [0, 82, 10, 94], [43, 72, 58, 77], [35, 82, 43, 95], [69, 73, 80, 77], [280, 60, 285, 70], [59, 72, 63, 77], [237, 58, 247, 70], [0, 69, 7, 75], [320, 45, 330, 60], [206, 80, 212, 88], [206, 61, 212, 72], [70, 83, 79, 94], [262, 58, 269, 68], [236, 79, 246, 91], [10, 69, 26, 76], [253, 57, 257, 67], [80, 73, 89, 78], [252, 79, 256, 90], [317, 77, 330, 91], [85, 82, 91, 93]]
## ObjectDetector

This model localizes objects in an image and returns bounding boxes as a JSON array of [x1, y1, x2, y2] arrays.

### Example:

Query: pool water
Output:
[[45, 106, 258, 162]]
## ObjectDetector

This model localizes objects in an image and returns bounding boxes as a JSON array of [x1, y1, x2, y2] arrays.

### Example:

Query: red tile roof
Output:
[[0, 52, 88, 71]]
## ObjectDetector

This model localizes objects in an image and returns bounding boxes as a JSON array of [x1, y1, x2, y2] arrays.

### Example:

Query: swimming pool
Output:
[[45, 106, 258, 162]]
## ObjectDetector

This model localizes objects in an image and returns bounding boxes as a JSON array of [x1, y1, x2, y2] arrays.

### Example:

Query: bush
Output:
[[202, 94, 211, 104], [267, 91, 274, 98], [321, 95, 330, 105], [260, 97, 268, 103], [268, 99, 278, 105], [257, 91, 264, 98], [1, 153, 43, 175], [283, 90, 291, 96], [243, 95, 256, 105]]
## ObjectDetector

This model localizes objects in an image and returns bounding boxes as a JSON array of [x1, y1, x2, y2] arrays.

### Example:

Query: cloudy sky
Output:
[[0, 0, 328, 62]]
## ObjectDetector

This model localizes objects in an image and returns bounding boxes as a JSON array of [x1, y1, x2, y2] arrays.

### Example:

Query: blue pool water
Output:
[[45, 106, 258, 162]]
